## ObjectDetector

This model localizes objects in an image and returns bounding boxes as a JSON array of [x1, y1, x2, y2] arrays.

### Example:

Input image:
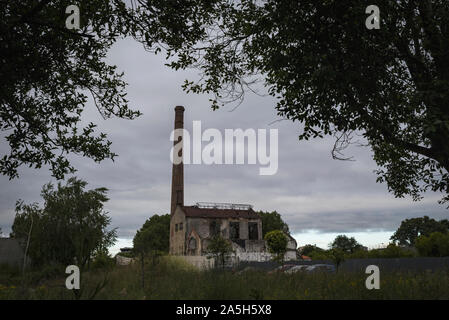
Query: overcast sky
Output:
[[1, 38, 448, 252]]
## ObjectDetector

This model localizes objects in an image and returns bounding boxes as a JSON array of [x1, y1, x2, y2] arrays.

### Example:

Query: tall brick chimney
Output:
[[170, 106, 185, 216]]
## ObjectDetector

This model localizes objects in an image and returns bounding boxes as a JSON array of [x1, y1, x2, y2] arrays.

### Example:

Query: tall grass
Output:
[[1, 257, 449, 299]]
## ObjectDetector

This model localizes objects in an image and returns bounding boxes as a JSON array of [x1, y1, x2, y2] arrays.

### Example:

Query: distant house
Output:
[[285, 234, 298, 260], [301, 255, 312, 261], [116, 247, 134, 266]]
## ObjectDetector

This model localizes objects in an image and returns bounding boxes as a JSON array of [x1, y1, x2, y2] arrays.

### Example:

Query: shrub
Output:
[[308, 250, 331, 260], [380, 244, 415, 258], [23, 263, 65, 285], [206, 235, 234, 268], [264, 230, 288, 263], [91, 251, 115, 271], [416, 232, 449, 257]]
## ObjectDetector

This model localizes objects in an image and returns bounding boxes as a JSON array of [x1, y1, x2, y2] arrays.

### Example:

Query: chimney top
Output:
[[175, 106, 185, 112]]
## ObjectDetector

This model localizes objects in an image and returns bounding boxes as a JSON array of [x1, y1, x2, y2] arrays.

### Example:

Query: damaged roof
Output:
[[182, 206, 260, 219]]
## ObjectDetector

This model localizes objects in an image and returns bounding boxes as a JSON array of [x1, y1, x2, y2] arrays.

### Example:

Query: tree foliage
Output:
[[299, 244, 326, 258], [1, 1, 140, 179], [415, 232, 449, 257], [305, 243, 416, 261], [11, 177, 116, 268], [329, 248, 345, 271], [145, 0, 449, 204], [133, 214, 170, 256], [0, 1, 208, 179], [330, 235, 363, 253], [132, 214, 169, 289], [4, 1, 449, 204], [264, 230, 288, 263], [390, 216, 449, 246], [257, 210, 289, 238], [350, 243, 416, 259], [206, 234, 234, 268]]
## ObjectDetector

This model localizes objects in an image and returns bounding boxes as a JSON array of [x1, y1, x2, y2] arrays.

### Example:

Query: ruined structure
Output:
[[168, 106, 296, 262], [170, 202, 266, 258]]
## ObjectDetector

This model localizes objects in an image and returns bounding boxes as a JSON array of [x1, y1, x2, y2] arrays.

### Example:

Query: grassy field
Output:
[[1, 257, 449, 300]]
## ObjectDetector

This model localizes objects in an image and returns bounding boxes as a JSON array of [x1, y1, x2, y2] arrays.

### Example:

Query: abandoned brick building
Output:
[[168, 106, 296, 261]]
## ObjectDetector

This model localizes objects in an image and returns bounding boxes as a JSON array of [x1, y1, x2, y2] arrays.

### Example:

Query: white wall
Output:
[[177, 255, 215, 269]]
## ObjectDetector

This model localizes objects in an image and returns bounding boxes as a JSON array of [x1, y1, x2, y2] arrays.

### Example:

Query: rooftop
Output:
[[195, 202, 253, 210], [182, 205, 260, 219]]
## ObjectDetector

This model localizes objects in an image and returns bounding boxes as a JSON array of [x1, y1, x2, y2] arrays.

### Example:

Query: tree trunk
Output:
[[22, 214, 33, 276], [141, 251, 145, 289]]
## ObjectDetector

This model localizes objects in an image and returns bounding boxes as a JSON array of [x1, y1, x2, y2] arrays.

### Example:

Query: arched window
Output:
[[188, 237, 197, 255], [188, 237, 197, 250]]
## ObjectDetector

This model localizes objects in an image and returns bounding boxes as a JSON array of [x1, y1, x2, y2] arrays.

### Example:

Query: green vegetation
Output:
[[133, 214, 170, 257], [151, 1, 449, 204], [2, 1, 142, 179], [391, 216, 449, 246], [416, 232, 449, 257], [299, 245, 325, 258], [330, 235, 364, 254], [132, 214, 170, 288], [301, 218, 449, 261], [11, 177, 116, 269], [206, 235, 234, 269], [328, 249, 345, 271], [2, 182, 448, 300], [350, 244, 416, 259], [257, 211, 290, 238], [265, 230, 288, 263], [1, 257, 449, 300], [4, 2, 449, 206], [90, 250, 116, 271], [304, 243, 417, 260]]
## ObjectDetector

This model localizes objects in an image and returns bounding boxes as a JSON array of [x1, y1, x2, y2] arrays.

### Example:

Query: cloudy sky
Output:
[[1, 38, 448, 253]]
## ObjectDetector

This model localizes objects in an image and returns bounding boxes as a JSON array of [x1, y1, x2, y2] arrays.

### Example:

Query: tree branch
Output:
[[14, 0, 52, 26]]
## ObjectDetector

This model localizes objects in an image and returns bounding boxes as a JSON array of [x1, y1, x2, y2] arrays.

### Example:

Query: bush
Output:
[[23, 263, 65, 285], [416, 232, 449, 257], [206, 235, 234, 268], [308, 249, 331, 260], [0, 264, 21, 285], [380, 244, 415, 258], [306, 243, 416, 261], [91, 251, 115, 271], [300, 245, 326, 257], [350, 244, 415, 259], [264, 230, 288, 263]]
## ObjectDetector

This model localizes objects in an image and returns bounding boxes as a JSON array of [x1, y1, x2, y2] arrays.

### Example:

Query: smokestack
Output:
[[171, 105, 185, 216]]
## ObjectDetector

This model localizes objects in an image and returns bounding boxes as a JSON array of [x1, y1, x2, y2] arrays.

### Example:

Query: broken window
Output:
[[230, 222, 240, 239], [248, 222, 258, 240], [188, 237, 197, 249], [187, 237, 197, 255], [210, 220, 220, 237]]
